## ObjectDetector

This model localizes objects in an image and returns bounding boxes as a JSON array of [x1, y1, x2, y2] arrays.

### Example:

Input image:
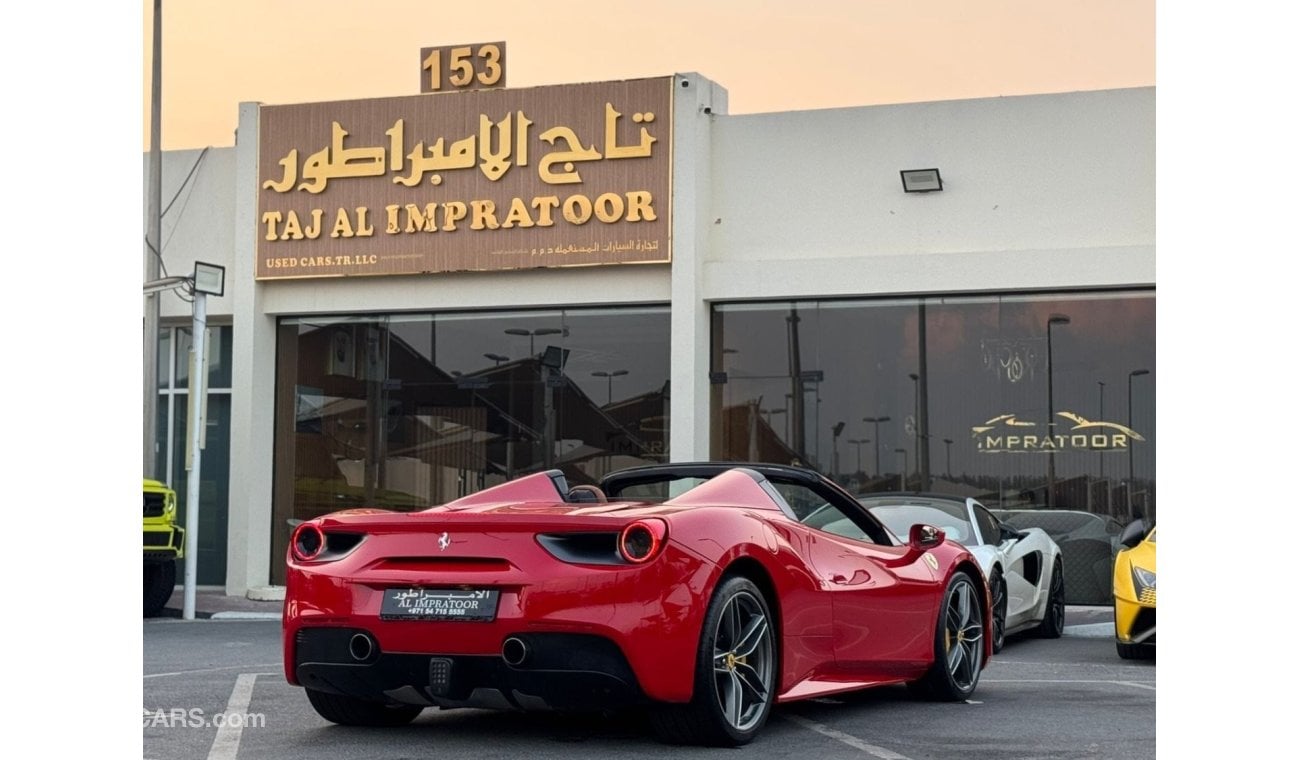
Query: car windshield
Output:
[[863, 500, 975, 546]]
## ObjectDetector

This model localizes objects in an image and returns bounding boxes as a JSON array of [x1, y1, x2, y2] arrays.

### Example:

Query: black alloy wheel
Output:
[[1034, 558, 1065, 638], [650, 575, 776, 746], [913, 572, 985, 701]]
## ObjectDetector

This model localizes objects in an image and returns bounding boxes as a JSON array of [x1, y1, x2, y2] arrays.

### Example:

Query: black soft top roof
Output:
[[600, 461, 830, 495]]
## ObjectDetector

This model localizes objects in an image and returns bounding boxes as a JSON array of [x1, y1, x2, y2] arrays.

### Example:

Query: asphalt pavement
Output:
[[144, 615, 1152, 760]]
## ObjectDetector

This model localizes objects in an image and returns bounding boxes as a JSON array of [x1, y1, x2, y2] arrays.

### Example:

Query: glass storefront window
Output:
[[271, 306, 671, 583], [174, 325, 234, 388], [712, 291, 1155, 519], [154, 324, 234, 586]]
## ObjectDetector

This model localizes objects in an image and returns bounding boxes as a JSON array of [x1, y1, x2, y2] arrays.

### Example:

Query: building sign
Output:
[[257, 76, 672, 280], [420, 42, 506, 93], [971, 412, 1146, 453]]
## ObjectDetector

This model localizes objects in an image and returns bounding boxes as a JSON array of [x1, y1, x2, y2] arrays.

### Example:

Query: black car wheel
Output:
[[1034, 558, 1065, 638], [913, 572, 985, 701], [989, 568, 1007, 653], [651, 575, 776, 746], [144, 560, 176, 618], [305, 688, 423, 727]]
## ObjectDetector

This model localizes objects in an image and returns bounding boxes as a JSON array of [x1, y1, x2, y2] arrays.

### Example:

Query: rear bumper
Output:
[[282, 541, 715, 703], [295, 627, 645, 710]]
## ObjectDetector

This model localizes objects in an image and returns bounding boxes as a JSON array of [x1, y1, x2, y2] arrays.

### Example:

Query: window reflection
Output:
[[153, 324, 234, 586], [271, 307, 671, 583], [711, 292, 1156, 522], [174, 325, 234, 388]]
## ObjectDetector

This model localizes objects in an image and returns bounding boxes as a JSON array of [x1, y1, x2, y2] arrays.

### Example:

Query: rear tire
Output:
[[305, 688, 423, 727], [143, 560, 176, 618], [914, 572, 985, 701], [650, 576, 776, 747], [1034, 558, 1065, 638]]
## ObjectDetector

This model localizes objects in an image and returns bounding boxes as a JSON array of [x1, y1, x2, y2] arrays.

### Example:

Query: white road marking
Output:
[[988, 660, 1135, 668], [784, 714, 916, 760], [1114, 680, 1158, 691], [145, 664, 280, 679], [984, 679, 1155, 690], [211, 612, 282, 621], [1062, 623, 1115, 638], [207, 673, 259, 760]]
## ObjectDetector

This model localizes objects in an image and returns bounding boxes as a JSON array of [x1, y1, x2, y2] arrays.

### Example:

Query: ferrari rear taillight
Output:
[[291, 523, 325, 562], [290, 524, 364, 563], [618, 519, 668, 564]]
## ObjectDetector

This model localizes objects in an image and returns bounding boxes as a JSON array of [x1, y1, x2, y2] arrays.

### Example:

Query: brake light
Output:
[[291, 522, 325, 562], [618, 519, 668, 563]]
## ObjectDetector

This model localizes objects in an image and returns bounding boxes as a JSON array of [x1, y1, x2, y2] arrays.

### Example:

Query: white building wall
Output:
[[669, 74, 729, 463], [143, 147, 237, 320], [704, 87, 1154, 299]]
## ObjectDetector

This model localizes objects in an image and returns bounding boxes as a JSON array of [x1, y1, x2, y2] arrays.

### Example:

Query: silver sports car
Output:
[[862, 494, 1065, 653]]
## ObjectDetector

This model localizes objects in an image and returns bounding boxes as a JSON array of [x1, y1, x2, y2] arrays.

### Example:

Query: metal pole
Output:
[[1046, 327, 1056, 507], [917, 304, 931, 490], [1127, 371, 1149, 515], [1098, 381, 1106, 480], [909, 373, 919, 487], [786, 311, 805, 460], [1045, 315, 1070, 507], [542, 365, 555, 468], [873, 421, 880, 475], [1127, 375, 1134, 514], [144, 0, 163, 478], [182, 291, 207, 621], [864, 416, 890, 478], [1098, 381, 1106, 513]]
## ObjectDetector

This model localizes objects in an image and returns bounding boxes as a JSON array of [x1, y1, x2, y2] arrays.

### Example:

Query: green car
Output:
[[144, 479, 185, 617]]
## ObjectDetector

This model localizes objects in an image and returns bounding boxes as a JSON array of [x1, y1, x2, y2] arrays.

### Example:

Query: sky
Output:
[[142, 0, 1154, 151]]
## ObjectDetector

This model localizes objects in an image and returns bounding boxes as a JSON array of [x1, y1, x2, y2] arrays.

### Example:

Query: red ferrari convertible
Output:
[[283, 463, 991, 746]]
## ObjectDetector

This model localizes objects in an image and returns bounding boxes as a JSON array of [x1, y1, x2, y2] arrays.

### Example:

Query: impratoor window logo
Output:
[[971, 412, 1146, 454], [143, 708, 266, 729]]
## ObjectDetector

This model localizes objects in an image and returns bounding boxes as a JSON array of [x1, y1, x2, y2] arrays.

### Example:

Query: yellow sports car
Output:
[[1113, 521, 1155, 659]]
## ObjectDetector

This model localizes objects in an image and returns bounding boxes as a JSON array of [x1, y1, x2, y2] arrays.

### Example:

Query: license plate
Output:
[[380, 588, 500, 621]]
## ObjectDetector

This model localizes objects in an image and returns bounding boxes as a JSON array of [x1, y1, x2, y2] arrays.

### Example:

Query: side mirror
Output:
[[909, 523, 946, 552], [1118, 519, 1147, 549]]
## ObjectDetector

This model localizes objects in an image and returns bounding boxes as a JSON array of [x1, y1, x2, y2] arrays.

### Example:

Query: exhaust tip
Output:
[[348, 632, 375, 662], [502, 636, 529, 666]]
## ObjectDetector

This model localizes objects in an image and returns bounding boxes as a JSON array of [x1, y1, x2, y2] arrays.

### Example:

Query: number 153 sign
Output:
[[420, 42, 506, 93]]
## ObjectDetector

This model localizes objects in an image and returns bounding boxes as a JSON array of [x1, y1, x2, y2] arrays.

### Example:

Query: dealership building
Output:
[[146, 71, 1155, 603]]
